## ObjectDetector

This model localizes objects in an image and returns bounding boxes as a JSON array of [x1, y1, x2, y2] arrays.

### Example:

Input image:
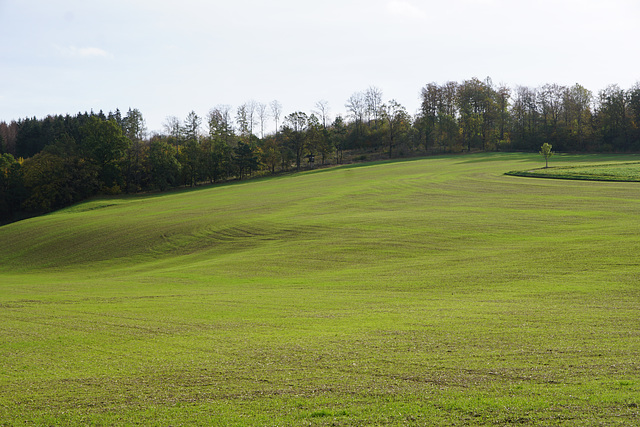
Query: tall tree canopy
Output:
[[2, 77, 640, 223]]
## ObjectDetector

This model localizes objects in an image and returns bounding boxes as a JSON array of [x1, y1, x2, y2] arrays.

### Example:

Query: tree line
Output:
[[1, 77, 640, 223]]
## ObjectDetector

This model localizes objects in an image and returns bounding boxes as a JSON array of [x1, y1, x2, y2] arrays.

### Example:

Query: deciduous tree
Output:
[[597, 85, 629, 150], [257, 102, 269, 139], [330, 116, 347, 164], [381, 100, 411, 158], [259, 135, 280, 174], [365, 86, 383, 127], [234, 142, 259, 180], [270, 100, 282, 137], [540, 143, 553, 168], [563, 84, 593, 150], [80, 116, 128, 189], [21, 151, 99, 212], [313, 100, 331, 129], [163, 116, 182, 146], [147, 138, 180, 191], [283, 112, 308, 170]]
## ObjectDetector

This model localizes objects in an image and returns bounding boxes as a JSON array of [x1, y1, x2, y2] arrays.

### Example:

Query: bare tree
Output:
[[346, 92, 366, 140], [365, 86, 383, 126], [270, 100, 282, 137], [257, 102, 269, 139], [539, 83, 565, 129], [246, 100, 257, 139], [512, 85, 539, 143], [313, 100, 331, 129], [345, 92, 366, 124], [163, 115, 182, 146]]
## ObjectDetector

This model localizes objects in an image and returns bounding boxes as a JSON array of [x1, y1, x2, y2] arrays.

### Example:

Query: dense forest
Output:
[[1, 77, 640, 223]]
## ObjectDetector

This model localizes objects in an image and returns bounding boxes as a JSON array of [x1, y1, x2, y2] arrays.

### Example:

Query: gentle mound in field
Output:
[[1, 153, 639, 425], [507, 160, 640, 182]]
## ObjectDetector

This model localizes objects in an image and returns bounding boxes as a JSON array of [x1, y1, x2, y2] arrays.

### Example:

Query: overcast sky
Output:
[[1, 0, 639, 134]]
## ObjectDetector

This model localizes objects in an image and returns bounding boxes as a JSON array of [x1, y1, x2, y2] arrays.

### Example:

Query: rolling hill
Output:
[[1, 153, 639, 425]]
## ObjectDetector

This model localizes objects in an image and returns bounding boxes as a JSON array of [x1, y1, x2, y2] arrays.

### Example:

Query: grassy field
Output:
[[1, 152, 639, 425], [507, 158, 640, 181]]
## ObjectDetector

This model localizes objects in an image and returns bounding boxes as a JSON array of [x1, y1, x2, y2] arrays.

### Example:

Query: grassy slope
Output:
[[1, 153, 639, 425]]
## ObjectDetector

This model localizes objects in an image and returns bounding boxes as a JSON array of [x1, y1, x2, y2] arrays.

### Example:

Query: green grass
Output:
[[1, 152, 640, 425], [507, 157, 640, 181]]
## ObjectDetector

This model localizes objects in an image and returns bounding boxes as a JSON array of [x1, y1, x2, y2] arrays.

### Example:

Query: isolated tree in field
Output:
[[540, 143, 554, 168]]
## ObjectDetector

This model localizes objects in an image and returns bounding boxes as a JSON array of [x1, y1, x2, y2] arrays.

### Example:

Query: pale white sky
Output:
[[1, 0, 638, 134]]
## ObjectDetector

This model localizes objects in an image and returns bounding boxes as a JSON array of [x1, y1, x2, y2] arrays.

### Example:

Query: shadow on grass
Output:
[[454, 152, 537, 164]]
